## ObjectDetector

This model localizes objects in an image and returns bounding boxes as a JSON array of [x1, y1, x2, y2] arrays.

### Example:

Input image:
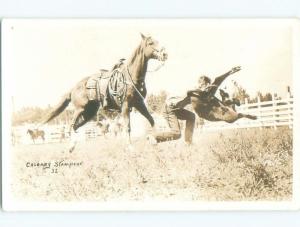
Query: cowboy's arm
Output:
[[187, 89, 212, 99], [187, 89, 207, 100], [175, 95, 191, 109], [187, 89, 200, 97]]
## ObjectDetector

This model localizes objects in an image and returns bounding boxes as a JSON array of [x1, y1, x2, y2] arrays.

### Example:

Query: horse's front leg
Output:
[[134, 100, 156, 143], [134, 100, 154, 127], [121, 101, 131, 144]]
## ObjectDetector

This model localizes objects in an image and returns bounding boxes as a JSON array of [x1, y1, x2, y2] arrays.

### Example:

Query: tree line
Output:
[[12, 82, 283, 126], [12, 106, 74, 126]]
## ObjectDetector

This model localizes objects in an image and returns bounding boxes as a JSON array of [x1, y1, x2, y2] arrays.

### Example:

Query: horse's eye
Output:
[[148, 41, 154, 45]]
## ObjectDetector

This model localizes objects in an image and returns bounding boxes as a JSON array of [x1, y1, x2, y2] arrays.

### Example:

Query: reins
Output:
[[126, 66, 146, 100]]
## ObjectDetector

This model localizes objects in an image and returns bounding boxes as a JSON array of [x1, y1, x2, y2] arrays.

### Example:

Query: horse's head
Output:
[[219, 89, 230, 102], [140, 33, 168, 61]]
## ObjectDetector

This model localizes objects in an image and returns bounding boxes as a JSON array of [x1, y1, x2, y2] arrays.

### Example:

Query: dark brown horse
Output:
[[27, 129, 45, 144], [190, 68, 257, 123], [42, 34, 167, 152]]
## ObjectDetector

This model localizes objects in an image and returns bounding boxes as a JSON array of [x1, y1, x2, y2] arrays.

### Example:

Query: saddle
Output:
[[86, 69, 109, 102], [86, 60, 127, 111]]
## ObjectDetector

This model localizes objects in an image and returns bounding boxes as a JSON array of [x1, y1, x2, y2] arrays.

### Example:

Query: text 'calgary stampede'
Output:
[[26, 160, 83, 171]]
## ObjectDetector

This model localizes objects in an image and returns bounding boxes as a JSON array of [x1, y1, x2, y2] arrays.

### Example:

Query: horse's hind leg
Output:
[[68, 108, 85, 153], [69, 102, 100, 152], [224, 111, 257, 123], [237, 113, 257, 121], [242, 113, 257, 120]]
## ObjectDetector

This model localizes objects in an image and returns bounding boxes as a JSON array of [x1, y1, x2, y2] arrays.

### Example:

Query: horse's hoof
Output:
[[250, 115, 258, 120], [146, 135, 157, 146], [184, 141, 193, 147], [68, 146, 75, 153], [125, 144, 134, 152]]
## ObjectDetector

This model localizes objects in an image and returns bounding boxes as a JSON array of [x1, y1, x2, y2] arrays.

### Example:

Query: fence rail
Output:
[[12, 96, 294, 145], [12, 123, 101, 145], [201, 97, 293, 131]]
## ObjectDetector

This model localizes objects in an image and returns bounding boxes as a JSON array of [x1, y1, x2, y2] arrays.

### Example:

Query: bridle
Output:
[[108, 45, 167, 104], [147, 47, 167, 73]]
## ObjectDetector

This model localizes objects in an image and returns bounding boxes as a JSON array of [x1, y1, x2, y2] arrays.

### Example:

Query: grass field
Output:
[[11, 127, 293, 202]]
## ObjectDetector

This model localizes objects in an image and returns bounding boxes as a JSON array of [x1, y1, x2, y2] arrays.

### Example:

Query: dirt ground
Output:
[[10, 127, 293, 202]]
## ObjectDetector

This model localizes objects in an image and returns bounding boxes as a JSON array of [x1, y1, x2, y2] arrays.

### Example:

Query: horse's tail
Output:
[[42, 92, 71, 124]]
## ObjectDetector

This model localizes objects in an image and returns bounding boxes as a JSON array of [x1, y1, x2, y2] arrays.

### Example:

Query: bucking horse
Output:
[[42, 33, 167, 152], [189, 66, 257, 123]]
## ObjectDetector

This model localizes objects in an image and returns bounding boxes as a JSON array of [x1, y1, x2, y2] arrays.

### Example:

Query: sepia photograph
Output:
[[2, 19, 299, 210]]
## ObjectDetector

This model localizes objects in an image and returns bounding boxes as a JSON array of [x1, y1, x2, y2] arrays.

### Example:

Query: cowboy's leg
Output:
[[176, 109, 195, 144], [153, 105, 181, 142]]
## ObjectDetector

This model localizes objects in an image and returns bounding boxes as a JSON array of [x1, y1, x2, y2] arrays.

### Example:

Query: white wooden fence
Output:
[[201, 96, 293, 131], [12, 96, 294, 145], [12, 122, 102, 145]]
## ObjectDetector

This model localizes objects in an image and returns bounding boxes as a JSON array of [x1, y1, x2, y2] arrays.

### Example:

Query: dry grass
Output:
[[11, 127, 292, 202]]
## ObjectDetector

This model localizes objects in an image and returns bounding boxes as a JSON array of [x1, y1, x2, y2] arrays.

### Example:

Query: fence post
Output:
[[244, 98, 248, 112], [287, 89, 293, 129], [244, 98, 249, 129], [257, 95, 262, 129], [272, 93, 277, 130]]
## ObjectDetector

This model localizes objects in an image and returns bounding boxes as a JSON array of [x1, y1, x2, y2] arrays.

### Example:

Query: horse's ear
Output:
[[140, 33, 147, 40]]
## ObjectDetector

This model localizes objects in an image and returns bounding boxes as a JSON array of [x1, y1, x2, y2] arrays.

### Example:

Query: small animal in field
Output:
[[27, 129, 45, 144]]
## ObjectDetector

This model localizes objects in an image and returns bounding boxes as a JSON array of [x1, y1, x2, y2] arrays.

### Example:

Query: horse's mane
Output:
[[128, 42, 144, 65]]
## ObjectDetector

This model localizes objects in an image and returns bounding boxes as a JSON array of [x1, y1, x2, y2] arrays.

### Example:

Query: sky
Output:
[[2, 19, 295, 111]]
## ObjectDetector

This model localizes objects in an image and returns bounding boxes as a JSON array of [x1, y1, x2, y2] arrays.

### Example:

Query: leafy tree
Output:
[[12, 106, 74, 126], [231, 81, 250, 104], [249, 92, 280, 103], [146, 91, 167, 113]]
